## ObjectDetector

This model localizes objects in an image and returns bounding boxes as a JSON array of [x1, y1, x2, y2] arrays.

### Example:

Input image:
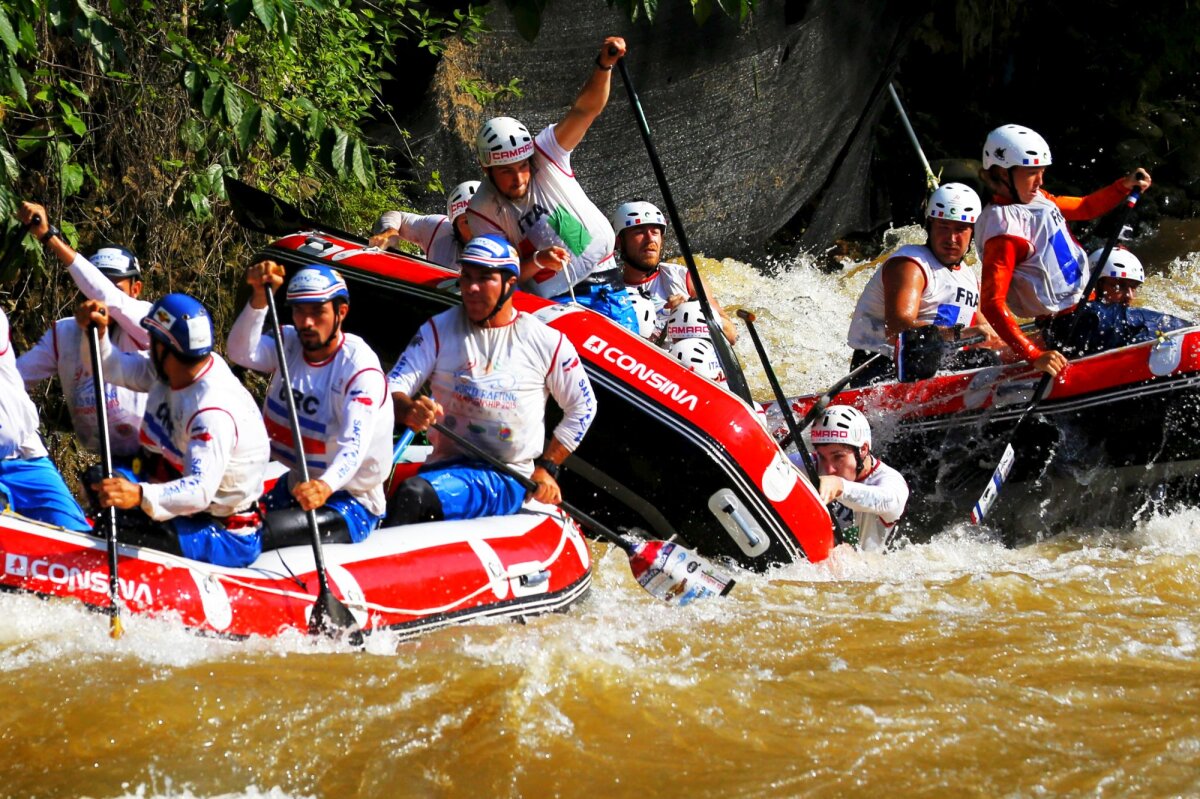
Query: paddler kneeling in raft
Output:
[[1039, 245, 1193, 357], [384, 235, 597, 524], [807, 405, 909, 552], [846, 182, 1007, 387], [228, 262, 394, 548], [81, 294, 272, 567], [975, 124, 1152, 377]]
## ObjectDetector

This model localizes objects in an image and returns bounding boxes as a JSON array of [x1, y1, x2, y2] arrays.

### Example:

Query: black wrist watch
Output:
[[39, 224, 61, 245], [533, 457, 560, 479], [952, 324, 964, 342]]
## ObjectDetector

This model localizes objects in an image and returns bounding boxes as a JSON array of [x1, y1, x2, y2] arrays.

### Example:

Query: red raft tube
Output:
[[258, 231, 835, 569]]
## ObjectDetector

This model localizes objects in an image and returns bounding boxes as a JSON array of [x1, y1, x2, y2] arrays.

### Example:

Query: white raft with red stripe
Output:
[[0, 498, 591, 639]]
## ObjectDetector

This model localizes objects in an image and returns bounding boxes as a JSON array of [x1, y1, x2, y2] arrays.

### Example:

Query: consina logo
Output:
[[5, 553, 153, 604], [581, 335, 698, 411]]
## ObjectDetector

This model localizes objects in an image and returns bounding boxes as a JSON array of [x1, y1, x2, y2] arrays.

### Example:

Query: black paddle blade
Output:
[[308, 587, 363, 642], [624, 539, 736, 605], [224, 177, 311, 236]]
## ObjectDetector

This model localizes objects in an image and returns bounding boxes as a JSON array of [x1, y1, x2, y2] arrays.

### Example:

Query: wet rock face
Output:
[[389, 0, 917, 258]]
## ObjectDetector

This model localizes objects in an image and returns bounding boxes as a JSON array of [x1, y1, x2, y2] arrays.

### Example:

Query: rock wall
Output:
[[389, 0, 919, 258]]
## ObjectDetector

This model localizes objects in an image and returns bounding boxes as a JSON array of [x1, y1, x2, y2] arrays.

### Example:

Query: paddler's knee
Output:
[[261, 506, 352, 550], [383, 477, 444, 526]]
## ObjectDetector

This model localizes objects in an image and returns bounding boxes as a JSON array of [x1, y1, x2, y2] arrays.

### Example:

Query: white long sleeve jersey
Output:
[[68, 252, 154, 349], [834, 458, 909, 552], [96, 338, 270, 521], [227, 305, 394, 517], [467, 125, 617, 298], [387, 307, 596, 477], [375, 211, 462, 270], [18, 318, 147, 456], [0, 309, 48, 460]]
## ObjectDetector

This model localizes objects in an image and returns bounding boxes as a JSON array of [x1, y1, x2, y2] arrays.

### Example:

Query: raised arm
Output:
[[553, 36, 626, 153]]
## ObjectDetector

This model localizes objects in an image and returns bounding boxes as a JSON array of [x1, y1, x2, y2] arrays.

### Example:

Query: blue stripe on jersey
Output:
[[265, 396, 327, 434], [270, 444, 327, 470], [934, 303, 965, 327], [142, 413, 183, 459], [1050, 229, 1082, 286]]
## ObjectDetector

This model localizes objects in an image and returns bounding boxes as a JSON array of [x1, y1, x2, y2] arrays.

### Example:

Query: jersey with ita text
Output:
[[228, 305, 394, 517], [625, 261, 691, 337], [831, 458, 909, 552], [847, 244, 981, 354], [0, 309, 48, 461], [467, 125, 617, 298], [18, 318, 147, 456], [976, 191, 1090, 318], [97, 341, 269, 522], [375, 211, 462, 271], [387, 308, 596, 476]]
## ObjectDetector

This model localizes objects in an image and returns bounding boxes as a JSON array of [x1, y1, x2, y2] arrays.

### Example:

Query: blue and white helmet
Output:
[[459, 234, 520, 278], [446, 181, 480, 223], [287, 265, 350, 305], [476, 117, 534, 168], [141, 293, 214, 358], [90, 245, 141, 280], [611, 200, 666, 233]]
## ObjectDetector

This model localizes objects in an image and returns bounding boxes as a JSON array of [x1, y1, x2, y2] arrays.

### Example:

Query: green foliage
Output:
[[456, 76, 523, 106]]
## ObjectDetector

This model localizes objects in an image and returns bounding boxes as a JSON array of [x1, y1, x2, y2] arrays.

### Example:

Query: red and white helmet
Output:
[[476, 117, 533, 168], [666, 300, 709, 341], [1089, 246, 1145, 283], [669, 337, 725, 383], [611, 200, 666, 233], [810, 405, 871, 449], [628, 292, 657, 339], [926, 182, 982, 224], [983, 125, 1052, 169], [446, 181, 480, 223]]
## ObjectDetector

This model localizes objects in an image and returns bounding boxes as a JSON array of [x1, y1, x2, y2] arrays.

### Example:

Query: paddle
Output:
[[970, 187, 1143, 524], [262, 283, 361, 636], [87, 320, 124, 639], [224, 176, 366, 244], [774, 353, 885, 450], [736, 309, 847, 543], [430, 421, 736, 605], [614, 54, 753, 406], [887, 83, 940, 194]]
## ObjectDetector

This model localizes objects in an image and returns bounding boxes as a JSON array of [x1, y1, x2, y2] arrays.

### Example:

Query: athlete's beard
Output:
[[301, 315, 342, 353], [622, 247, 661, 275]]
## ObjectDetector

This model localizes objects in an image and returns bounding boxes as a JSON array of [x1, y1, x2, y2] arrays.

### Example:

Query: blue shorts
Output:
[[0, 456, 92, 532], [262, 478, 381, 543], [554, 283, 639, 334], [418, 460, 526, 520], [170, 514, 262, 568]]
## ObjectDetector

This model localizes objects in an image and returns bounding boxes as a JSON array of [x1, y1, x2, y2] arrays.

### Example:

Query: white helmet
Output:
[[669, 337, 725, 383], [982, 124, 1052, 169], [476, 117, 533, 168], [1089, 246, 1145, 283], [628, 292, 657, 339], [926, 182, 982, 224], [810, 405, 871, 449], [446, 181, 480, 223], [611, 200, 666, 233], [666, 300, 709, 341]]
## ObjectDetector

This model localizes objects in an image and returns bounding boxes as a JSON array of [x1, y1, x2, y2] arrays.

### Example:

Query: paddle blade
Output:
[[224, 177, 310, 236], [970, 443, 1016, 524], [109, 608, 124, 639], [625, 540, 736, 605], [308, 587, 362, 642]]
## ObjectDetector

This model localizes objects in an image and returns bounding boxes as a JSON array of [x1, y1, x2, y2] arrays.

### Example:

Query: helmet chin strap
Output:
[[478, 279, 517, 325], [1005, 167, 1022, 205]]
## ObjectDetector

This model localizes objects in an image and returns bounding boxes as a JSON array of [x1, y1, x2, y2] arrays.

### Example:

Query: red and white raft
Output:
[[0, 500, 592, 639]]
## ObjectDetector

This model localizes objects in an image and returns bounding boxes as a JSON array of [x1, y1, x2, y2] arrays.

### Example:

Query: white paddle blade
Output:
[[627, 540, 736, 605], [971, 443, 1017, 524]]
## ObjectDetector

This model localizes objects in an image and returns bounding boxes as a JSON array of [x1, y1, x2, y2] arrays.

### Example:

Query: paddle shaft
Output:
[[87, 322, 123, 637], [263, 286, 358, 632], [972, 187, 1142, 522], [736, 310, 848, 543], [887, 83, 939, 193], [429, 422, 636, 555], [614, 55, 753, 405]]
